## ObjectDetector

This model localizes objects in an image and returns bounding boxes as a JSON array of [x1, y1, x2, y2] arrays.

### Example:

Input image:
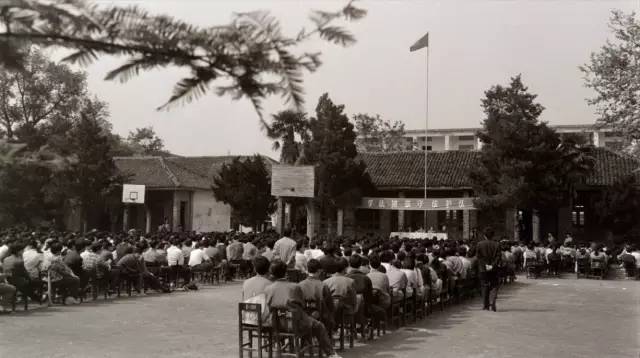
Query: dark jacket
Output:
[[476, 239, 501, 273], [346, 269, 374, 312]]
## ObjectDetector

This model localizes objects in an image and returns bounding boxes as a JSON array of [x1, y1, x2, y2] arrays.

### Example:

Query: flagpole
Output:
[[410, 31, 430, 231], [423, 42, 429, 231]]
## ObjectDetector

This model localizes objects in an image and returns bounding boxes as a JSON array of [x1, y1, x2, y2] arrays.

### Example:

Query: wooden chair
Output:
[[238, 302, 272, 358], [576, 258, 589, 279], [588, 260, 605, 280], [403, 289, 415, 324], [271, 307, 315, 358], [439, 277, 449, 311], [414, 289, 426, 320], [304, 300, 325, 357], [371, 289, 388, 336], [332, 296, 356, 351], [7, 276, 31, 311], [388, 289, 404, 328]]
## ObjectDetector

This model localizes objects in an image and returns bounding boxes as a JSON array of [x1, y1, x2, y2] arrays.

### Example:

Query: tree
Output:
[[470, 76, 595, 234], [304, 93, 372, 213], [0, 49, 124, 229], [265, 110, 309, 164], [581, 11, 640, 141], [127, 126, 165, 155], [353, 113, 406, 152], [64, 99, 123, 231], [0, 48, 85, 146], [591, 174, 640, 244], [0, 0, 366, 119], [212, 155, 276, 229]]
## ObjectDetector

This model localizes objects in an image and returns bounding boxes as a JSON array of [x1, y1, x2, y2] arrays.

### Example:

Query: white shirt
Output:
[[22, 248, 43, 279], [632, 251, 640, 268], [167, 245, 184, 266], [80, 249, 90, 261], [294, 252, 308, 273], [0, 244, 9, 262], [304, 249, 324, 261], [188, 248, 209, 267]]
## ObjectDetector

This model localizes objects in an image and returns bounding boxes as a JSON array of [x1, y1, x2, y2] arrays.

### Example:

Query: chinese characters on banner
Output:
[[357, 197, 475, 211]]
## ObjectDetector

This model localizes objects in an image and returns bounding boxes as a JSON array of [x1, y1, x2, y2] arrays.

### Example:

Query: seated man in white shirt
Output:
[[242, 256, 272, 300], [188, 241, 213, 273], [166, 238, 191, 286]]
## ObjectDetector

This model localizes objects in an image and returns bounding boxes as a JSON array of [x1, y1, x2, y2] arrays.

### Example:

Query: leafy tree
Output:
[[212, 155, 276, 229], [0, 48, 85, 145], [304, 93, 372, 213], [0, 0, 366, 118], [63, 99, 123, 231], [127, 126, 165, 155], [353, 113, 406, 152], [265, 110, 309, 165], [470, 76, 595, 231], [581, 11, 640, 142], [591, 174, 640, 243]]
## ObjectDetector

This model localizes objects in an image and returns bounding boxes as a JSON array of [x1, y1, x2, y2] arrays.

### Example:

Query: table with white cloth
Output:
[[389, 232, 448, 240]]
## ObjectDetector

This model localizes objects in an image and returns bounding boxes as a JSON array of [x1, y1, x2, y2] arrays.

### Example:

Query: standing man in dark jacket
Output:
[[476, 227, 501, 311]]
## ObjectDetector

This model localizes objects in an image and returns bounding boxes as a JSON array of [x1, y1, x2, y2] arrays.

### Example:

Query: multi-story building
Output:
[[394, 124, 624, 151]]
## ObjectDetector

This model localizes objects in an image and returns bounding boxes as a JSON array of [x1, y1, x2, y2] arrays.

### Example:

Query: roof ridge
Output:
[[596, 146, 640, 164], [158, 157, 180, 187]]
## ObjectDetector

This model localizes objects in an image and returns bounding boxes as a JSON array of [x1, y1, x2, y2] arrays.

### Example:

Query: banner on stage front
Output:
[[122, 184, 146, 204], [357, 197, 475, 211]]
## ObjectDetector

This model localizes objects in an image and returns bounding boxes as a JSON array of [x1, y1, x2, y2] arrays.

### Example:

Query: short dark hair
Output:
[[349, 254, 361, 269], [307, 259, 321, 274], [337, 257, 349, 272], [283, 228, 292, 237], [369, 254, 381, 269], [381, 250, 394, 263], [270, 259, 287, 279], [253, 256, 270, 275], [483, 226, 495, 239], [50, 242, 63, 255]]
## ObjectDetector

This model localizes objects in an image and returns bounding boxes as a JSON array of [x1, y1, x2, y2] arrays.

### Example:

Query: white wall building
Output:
[[114, 155, 276, 233], [391, 124, 624, 152]]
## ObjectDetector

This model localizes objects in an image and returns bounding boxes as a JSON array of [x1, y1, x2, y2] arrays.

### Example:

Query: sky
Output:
[[83, 0, 639, 157]]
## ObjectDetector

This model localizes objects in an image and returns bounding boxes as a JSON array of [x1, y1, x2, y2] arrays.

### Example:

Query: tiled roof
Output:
[[359, 147, 640, 190], [115, 148, 639, 192], [586, 148, 640, 186], [358, 150, 480, 190], [114, 157, 176, 188], [114, 155, 277, 190]]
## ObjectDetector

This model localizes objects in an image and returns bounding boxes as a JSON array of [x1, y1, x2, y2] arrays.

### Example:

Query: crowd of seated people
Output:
[[239, 229, 503, 357], [504, 232, 639, 279], [0, 227, 287, 313]]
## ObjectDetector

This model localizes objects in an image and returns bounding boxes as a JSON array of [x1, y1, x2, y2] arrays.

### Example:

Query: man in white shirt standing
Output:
[[273, 228, 297, 268]]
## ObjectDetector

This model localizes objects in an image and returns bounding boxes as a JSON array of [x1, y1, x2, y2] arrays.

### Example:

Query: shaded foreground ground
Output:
[[0, 276, 638, 358]]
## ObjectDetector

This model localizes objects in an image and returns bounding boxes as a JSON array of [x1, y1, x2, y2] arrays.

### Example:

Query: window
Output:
[[421, 146, 433, 151], [458, 135, 475, 141], [458, 144, 475, 151], [572, 205, 585, 227]]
